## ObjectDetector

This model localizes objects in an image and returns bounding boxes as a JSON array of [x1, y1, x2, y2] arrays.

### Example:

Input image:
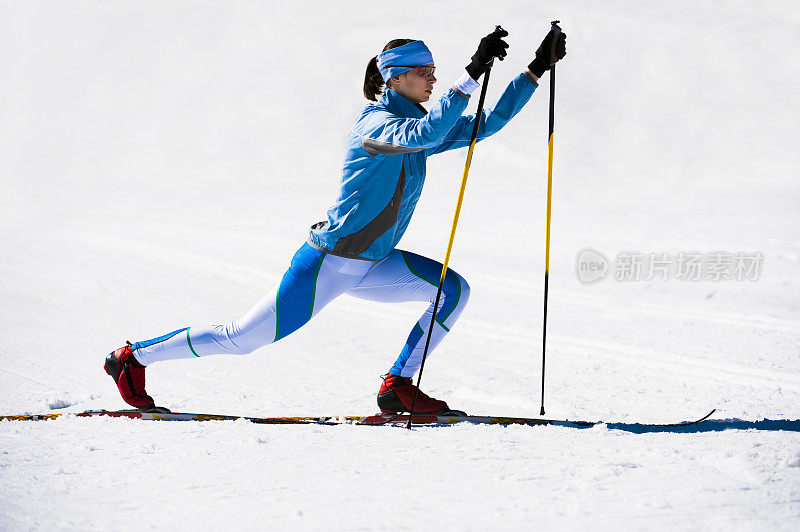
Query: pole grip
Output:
[[548, 20, 562, 66], [488, 25, 505, 65]]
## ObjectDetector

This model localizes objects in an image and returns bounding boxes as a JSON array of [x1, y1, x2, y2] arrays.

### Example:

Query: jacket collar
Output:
[[382, 89, 428, 118]]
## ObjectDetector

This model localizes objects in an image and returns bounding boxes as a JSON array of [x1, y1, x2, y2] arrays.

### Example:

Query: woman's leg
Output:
[[346, 249, 471, 378], [131, 244, 372, 366]]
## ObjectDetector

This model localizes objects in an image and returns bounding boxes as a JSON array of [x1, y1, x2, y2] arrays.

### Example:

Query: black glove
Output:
[[465, 26, 509, 80], [528, 29, 567, 78]]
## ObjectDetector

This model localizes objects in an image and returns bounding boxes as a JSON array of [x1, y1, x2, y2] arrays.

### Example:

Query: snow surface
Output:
[[2, 0, 800, 530]]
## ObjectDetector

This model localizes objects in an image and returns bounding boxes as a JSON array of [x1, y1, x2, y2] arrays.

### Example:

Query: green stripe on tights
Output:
[[186, 327, 199, 357]]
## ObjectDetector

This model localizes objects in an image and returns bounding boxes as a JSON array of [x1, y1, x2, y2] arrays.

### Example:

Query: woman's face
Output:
[[391, 64, 437, 104]]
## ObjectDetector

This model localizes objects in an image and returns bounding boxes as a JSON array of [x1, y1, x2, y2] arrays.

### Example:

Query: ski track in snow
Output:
[[557, 337, 800, 393], [473, 273, 800, 335], [82, 232, 281, 289]]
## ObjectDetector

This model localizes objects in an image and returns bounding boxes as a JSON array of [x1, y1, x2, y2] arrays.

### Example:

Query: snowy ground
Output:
[[2, 1, 800, 530]]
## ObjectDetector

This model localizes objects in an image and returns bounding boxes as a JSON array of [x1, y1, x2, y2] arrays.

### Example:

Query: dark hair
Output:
[[363, 38, 415, 101]]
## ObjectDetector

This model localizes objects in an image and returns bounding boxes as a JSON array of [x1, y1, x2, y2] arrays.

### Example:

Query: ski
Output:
[[0, 408, 716, 430]]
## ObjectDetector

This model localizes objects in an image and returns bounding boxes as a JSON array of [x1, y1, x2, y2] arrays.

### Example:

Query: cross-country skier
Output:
[[104, 26, 567, 414]]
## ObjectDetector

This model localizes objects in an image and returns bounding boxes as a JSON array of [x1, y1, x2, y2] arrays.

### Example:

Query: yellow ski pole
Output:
[[406, 49, 498, 430], [540, 20, 562, 416]]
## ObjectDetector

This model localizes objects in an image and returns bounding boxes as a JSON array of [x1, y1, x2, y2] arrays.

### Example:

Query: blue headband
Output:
[[376, 40, 434, 82]]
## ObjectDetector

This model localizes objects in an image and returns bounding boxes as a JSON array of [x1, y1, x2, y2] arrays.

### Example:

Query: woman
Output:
[[104, 26, 567, 414]]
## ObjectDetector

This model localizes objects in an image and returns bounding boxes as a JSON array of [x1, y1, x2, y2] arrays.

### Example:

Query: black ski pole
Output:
[[407, 37, 499, 430], [540, 20, 562, 416]]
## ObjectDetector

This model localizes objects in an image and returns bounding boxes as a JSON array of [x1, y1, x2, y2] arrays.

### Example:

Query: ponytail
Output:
[[362, 38, 416, 101], [363, 56, 384, 102]]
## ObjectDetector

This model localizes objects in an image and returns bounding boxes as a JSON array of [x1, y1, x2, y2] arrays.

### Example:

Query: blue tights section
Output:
[[390, 323, 426, 376], [399, 250, 462, 324], [274, 243, 326, 341], [388, 251, 464, 376], [131, 327, 188, 352]]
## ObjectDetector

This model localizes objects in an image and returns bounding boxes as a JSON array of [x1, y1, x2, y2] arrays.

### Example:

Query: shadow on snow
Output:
[[584, 418, 800, 434]]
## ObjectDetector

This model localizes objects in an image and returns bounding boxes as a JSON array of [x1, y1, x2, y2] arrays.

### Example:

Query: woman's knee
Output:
[[457, 274, 471, 306], [443, 270, 470, 311], [453, 272, 470, 309]]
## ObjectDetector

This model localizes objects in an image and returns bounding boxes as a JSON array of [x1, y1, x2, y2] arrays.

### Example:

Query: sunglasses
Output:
[[395, 65, 436, 77]]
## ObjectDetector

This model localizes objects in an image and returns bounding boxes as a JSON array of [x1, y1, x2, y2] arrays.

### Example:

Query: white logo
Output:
[[576, 248, 609, 284]]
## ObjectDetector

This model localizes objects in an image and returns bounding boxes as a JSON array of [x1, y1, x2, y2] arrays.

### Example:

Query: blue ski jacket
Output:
[[308, 72, 538, 261]]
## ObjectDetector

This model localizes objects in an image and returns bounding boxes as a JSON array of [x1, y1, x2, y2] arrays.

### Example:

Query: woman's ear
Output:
[[389, 73, 406, 91]]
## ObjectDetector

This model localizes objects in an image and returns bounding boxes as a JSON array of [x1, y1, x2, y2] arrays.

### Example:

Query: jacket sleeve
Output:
[[358, 90, 470, 155], [425, 73, 538, 157]]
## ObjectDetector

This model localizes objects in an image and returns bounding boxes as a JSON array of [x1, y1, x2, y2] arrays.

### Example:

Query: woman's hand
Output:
[[465, 26, 509, 81], [528, 29, 567, 78]]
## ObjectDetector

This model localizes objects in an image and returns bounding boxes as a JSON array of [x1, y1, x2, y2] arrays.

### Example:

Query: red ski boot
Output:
[[104, 342, 156, 410], [377, 373, 450, 414]]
